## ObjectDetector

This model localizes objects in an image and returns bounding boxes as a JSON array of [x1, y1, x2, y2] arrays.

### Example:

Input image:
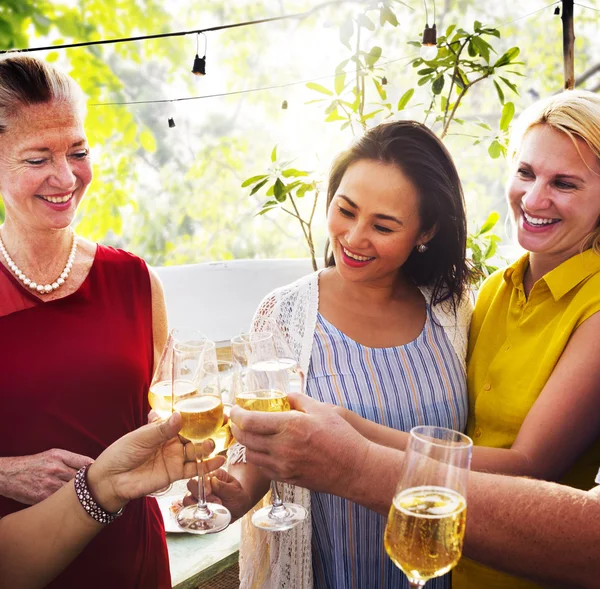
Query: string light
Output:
[[420, 0, 438, 61], [192, 33, 207, 76], [168, 117, 176, 128], [281, 100, 288, 109]]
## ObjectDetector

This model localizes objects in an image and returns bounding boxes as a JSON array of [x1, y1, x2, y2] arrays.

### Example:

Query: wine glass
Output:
[[384, 426, 472, 588], [205, 359, 236, 458], [234, 331, 308, 532], [147, 327, 206, 496], [173, 339, 232, 534]]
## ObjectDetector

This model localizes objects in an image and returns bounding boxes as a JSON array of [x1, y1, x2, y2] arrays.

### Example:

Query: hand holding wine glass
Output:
[[384, 426, 472, 588], [234, 331, 308, 532]]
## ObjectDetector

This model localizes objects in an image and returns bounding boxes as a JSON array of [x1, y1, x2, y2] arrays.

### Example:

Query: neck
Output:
[[0, 219, 74, 279], [331, 267, 412, 307]]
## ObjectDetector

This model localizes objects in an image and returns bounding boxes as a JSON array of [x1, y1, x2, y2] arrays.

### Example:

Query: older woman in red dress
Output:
[[0, 54, 170, 588]]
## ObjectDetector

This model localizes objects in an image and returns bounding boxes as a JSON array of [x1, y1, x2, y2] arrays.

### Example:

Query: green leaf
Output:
[[257, 206, 279, 216], [281, 169, 309, 178], [271, 145, 278, 162], [474, 20, 482, 31], [417, 67, 436, 75], [480, 211, 500, 233], [306, 82, 334, 96], [373, 79, 386, 100], [467, 40, 477, 58], [495, 47, 520, 68], [481, 27, 501, 38], [380, 5, 399, 27], [250, 178, 270, 196], [446, 24, 456, 38], [250, 178, 270, 195], [418, 75, 433, 86], [241, 174, 269, 188], [356, 14, 375, 31], [325, 108, 346, 122], [499, 76, 519, 95], [365, 46, 383, 67], [340, 15, 354, 50], [397, 88, 414, 110], [273, 178, 286, 202], [432, 75, 445, 95], [500, 101, 515, 131], [334, 71, 346, 95], [488, 139, 503, 159], [471, 36, 490, 63], [493, 80, 505, 105]]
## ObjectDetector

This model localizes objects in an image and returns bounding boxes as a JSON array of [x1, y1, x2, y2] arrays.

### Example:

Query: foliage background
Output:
[[1, 0, 599, 266]]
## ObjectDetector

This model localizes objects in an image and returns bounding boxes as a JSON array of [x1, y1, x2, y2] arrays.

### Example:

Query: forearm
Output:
[[228, 462, 271, 510], [339, 408, 409, 451], [336, 441, 403, 515], [464, 472, 600, 588], [0, 480, 102, 589]]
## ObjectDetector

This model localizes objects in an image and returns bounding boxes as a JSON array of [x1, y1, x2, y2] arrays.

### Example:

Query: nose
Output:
[[521, 179, 551, 212], [345, 221, 370, 249], [48, 156, 76, 189]]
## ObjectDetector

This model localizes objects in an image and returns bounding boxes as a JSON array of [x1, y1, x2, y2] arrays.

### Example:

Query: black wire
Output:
[[574, 2, 600, 12], [0, 12, 308, 54], [89, 53, 419, 107], [423, 0, 429, 24]]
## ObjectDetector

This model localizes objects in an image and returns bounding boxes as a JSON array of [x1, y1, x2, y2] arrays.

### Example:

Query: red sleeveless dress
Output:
[[0, 245, 171, 589]]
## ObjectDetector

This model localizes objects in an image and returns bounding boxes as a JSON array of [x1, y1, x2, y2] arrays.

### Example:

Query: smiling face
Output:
[[327, 159, 432, 287], [0, 100, 92, 233], [508, 124, 600, 266]]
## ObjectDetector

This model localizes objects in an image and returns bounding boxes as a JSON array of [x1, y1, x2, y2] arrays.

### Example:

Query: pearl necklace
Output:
[[0, 230, 78, 294]]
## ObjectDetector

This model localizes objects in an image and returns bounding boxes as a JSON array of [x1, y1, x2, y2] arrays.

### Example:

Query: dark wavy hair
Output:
[[324, 120, 472, 306]]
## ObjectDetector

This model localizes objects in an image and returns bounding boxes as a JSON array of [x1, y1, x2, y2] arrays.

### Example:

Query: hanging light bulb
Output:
[[192, 32, 207, 76], [420, 23, 438, 60], [168, 117, 176, 128], [281, 100, 288, 109], [381, 76, 388, 86]]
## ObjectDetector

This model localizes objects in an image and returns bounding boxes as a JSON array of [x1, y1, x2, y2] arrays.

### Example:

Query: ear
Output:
[[418, 223, 438, 247]]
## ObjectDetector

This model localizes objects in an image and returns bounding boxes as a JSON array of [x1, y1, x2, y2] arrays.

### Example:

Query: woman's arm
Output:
[[0, 414, 219, 589], [337, 311, 600, 481], [148, 267, 168, 372]]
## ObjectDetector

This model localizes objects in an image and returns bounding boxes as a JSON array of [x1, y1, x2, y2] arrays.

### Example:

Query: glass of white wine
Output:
[[384, 426, 472, 588], [234, 331, 308, 532], [147, 327, 207, 497], [172, 339, 232, 534]]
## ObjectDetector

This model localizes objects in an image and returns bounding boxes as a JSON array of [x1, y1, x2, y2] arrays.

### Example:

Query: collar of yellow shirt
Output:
[[503, 249, 600, 302]]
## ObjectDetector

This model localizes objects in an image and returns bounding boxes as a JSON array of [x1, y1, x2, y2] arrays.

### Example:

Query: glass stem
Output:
[[195, 454, 211, 518], [408, 580, 427, 588], [269, 480, 287, 516]]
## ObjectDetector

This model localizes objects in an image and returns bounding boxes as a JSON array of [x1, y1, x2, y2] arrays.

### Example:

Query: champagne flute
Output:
[[205, 360, 236, 458], [384, 426, 472, 588], [147, 327, 206, 496], [234, 331, 308, 532], [173, 339, 232, 534]]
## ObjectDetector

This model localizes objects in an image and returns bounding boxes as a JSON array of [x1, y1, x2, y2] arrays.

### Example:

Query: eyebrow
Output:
[[519, 162, 585, 183], [22, 140, 87, 153], [338, 194, 403, 225]]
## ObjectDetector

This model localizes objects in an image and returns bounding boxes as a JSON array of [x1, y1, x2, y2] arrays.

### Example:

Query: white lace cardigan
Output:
[[231, 270, 473, 589]]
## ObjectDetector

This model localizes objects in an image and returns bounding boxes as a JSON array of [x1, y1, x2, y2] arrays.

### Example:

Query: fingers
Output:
[[230, 406, 288, 435], [148, 409, 161, 424], [203, 455, 226, 473], [54, 449, 94, 471], [158, 412, 183, 439], [229, 427, 273, 454], [286, 393, 320, 413]]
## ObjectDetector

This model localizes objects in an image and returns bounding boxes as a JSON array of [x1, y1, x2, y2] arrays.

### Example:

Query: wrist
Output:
[[86, 463, 128, 514]]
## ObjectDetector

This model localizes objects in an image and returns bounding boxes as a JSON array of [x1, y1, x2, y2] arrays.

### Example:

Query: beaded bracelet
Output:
[[74, 464, 125, 525]]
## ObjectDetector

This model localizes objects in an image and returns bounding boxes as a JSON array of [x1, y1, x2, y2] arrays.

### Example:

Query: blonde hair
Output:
[[509, 90, 600, 255], [0, 53, 85, 134]]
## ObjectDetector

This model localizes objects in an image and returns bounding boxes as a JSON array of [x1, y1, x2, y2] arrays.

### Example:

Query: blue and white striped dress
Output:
[[307, 305, 467, 589]]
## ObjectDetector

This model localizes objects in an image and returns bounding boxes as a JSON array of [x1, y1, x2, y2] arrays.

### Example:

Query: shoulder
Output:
[[258, 271, 319, 308], [95, 244, 148, 269]]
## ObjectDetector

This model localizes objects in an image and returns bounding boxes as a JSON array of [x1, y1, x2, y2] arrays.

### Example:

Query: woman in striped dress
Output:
[[203, 121, 473, 589]]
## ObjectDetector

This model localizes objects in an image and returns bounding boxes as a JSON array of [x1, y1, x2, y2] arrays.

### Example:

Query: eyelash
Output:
[[26, 150, 89, 166], [517, 169, 577, 191], [337, 206, 393, 233]]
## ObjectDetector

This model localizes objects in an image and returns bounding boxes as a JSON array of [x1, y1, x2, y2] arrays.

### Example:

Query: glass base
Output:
[[176, 502, 231, 534], [251, 502, 308, 532]]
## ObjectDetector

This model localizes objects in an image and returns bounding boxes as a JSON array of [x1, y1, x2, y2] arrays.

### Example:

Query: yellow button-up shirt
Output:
[[454, 249, 600, 589]]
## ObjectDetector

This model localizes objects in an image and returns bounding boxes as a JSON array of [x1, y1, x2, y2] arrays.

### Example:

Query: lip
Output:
[[339, 244, 375, 268], [520, 208, 561, 234]]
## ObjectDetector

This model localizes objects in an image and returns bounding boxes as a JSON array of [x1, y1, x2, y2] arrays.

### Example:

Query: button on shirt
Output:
[[454, 249, 600, 589]]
